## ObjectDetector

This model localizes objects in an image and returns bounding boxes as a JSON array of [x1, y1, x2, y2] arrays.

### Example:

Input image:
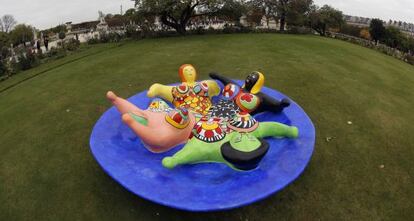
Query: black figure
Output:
[[209, 71, 290, 116]]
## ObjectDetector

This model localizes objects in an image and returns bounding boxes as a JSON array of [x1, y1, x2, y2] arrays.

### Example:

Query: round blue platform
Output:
[[90, 82, 315, 211]]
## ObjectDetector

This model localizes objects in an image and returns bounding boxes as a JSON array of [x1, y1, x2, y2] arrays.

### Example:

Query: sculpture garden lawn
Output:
[[0, 33, 413, 220]]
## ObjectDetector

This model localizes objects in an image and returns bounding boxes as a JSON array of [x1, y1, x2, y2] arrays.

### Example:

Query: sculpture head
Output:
[[243, 71, 265, 94], [179, 64, 197, 84]]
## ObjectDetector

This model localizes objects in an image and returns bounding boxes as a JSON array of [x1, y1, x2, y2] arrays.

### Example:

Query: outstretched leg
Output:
[[253, 122, 299, 139], [106, 91, 142, 115]]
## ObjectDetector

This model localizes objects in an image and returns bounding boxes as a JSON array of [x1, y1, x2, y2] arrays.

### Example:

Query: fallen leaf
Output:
[[326, 136, 335, 142]]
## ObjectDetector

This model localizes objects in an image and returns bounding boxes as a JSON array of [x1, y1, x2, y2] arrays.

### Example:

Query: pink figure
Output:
[[106, 91, 196, 153]]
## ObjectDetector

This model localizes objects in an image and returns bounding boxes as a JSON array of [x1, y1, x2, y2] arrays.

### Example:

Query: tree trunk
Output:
[[321, 24, 326, 36], [161, 14, 188, 35], [159, 3, 198, 35], [280, 12, 286, 31], [175, 24, 187, 35]]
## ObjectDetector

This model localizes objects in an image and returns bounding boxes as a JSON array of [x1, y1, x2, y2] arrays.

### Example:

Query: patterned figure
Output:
[[147, 64, 220, 116], [209, 71, 291, 116]]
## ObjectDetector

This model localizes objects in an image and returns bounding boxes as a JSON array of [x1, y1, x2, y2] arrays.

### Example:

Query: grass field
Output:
[[0, 34, 413, 221]]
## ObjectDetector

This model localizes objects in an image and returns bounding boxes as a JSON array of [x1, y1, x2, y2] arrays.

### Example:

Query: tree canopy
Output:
[[9, 24, 34, 46], [133, 0, 224, 34], [242, 0, 314, 31], [0, 15, 17, 33], [369, 19, 386, 42], [0, 32, 10, 49], [309, 4, 344, 36], [215, 0, 247, 24]]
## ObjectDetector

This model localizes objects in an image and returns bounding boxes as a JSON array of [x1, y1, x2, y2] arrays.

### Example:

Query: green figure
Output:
[[162, 122, 298, 171]]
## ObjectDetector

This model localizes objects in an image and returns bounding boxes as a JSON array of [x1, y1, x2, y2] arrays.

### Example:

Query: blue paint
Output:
[[90, 81, 315, 211]]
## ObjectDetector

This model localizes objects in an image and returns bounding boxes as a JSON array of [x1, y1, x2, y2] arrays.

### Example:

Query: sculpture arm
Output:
[[202, 80, 221, 98], [250, 93, 290, 115], [147, 83, 174, 103], [252, 122, 298, 139], [209, 72, 238, 87]]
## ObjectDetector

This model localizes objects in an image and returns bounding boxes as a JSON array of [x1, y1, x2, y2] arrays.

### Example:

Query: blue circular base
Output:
[[90, 82, 315, 211]]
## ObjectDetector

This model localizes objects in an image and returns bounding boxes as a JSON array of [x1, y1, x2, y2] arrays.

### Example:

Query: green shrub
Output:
[[99, 33, 110, 43], [0, 59, 6, 77], [108, 32, 122, 42], [405, 54, 414, 65], [95, 32, 121, 43], [17, 49, 39, 70], [1, 46, 10, 59], [36, 49, 45, 60], [126, 26, 142, 39], [222, 25, 238, 34], [87, 38, 100, 45], [287, 26, 313, 34], [9, 57, 20, 75], [207, 26, 216, 34], [238, 26, 253, 33], [340, 24, 363, 38], [195, 26, 205, 35], [47, 47, 67, 59], [58, 32, 66, 40], [66, 39, 80, 51]]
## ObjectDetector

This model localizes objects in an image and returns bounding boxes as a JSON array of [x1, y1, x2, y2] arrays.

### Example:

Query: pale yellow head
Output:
[[179, 64, 197, 84]]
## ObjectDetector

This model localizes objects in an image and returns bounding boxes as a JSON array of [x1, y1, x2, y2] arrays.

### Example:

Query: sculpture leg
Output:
[[106, 91, 142, 115], [162, 139, 225, 169], [253, 122, 299, 139]]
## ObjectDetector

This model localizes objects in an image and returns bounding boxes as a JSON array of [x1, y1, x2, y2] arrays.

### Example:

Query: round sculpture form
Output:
[[90, 82, 315, 211]]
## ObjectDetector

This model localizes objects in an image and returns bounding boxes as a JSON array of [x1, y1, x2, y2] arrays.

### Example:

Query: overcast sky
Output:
[[0, 0, 413, 30], [314, 0, 414, 23]]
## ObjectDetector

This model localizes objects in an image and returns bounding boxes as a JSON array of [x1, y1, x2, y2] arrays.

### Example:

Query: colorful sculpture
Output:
[[147, 64, 221, 116], [162, 115, 299, 171], [106, 91, 195, 153], [106, 66, 299, 171]]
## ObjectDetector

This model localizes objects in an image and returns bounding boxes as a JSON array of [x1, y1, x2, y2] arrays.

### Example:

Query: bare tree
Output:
[[0, 19, 3, 32], [1, 15, 17, 33]]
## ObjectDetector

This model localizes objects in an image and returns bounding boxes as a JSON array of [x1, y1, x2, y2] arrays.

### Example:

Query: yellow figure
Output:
[[147, 64, 220, 116]]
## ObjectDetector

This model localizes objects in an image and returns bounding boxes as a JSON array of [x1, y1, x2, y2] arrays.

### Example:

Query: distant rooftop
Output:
[[344, 15, 414, 34]]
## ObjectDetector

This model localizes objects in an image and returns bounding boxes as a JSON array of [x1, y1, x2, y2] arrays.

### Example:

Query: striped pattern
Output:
[[192, 118, 226, 143], [228, 113, 258, 132]]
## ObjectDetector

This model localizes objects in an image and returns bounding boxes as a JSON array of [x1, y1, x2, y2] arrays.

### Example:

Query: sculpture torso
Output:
[[171, 81, 212, 116], [208, 83, 260, 120]]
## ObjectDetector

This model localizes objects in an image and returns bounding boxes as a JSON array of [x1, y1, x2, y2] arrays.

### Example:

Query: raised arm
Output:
[[209, 72, 239, 87], [147, 83, 174, 103], [251, 93, 291, 115], [202, 80, 221, 98]]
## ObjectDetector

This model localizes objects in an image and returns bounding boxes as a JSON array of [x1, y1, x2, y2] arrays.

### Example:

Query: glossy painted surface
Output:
[[90, 81, 315, 211]]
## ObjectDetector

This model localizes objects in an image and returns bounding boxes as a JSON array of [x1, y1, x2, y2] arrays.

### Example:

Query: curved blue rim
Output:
[[89, 80, 315, 211]]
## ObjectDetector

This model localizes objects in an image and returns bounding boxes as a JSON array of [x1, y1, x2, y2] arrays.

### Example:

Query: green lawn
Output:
[[0, 34, 413, 221]]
